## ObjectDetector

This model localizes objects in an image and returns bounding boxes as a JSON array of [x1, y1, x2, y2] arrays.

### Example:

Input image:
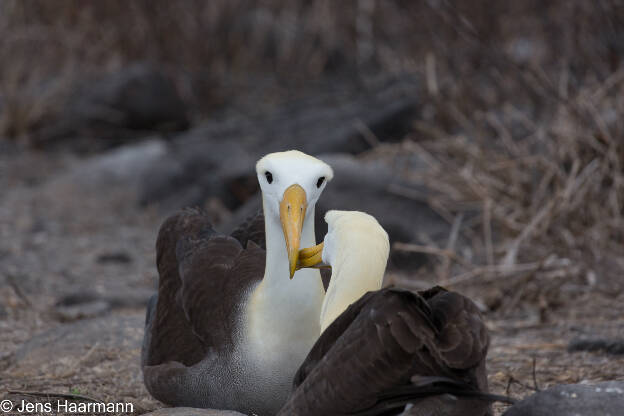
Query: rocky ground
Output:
[[1, 134, 623, 415]]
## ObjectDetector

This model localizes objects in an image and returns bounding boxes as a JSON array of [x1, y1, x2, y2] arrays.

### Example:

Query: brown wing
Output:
[[419, 286, 490, 381], [230, 209, 266, 249], [280, 287, 490, 416], [143, 208, 265, 367], [290, 290, 392, 389]]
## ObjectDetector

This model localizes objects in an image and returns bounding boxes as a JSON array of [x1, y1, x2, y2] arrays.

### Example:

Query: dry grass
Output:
[[340, 0, 624, 320], [2, 1, 622, 141], [378, 62, 624, 314], [0, 0, 371, 139], [375, 61, 624, 407]]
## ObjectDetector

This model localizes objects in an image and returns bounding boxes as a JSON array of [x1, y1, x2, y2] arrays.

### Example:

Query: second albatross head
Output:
[[256, 150, 334, 279], [298, 210, 390, 332]]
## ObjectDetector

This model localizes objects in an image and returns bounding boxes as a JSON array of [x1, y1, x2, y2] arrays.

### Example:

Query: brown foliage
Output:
[[1, 0, 622, 137]]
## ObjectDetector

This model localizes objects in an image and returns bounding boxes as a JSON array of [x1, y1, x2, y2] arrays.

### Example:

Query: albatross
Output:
[[141, 150, 334, 415], [279, 210, 502, 416]]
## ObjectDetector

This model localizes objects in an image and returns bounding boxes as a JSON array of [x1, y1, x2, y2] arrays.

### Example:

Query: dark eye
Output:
[[316, 176, 325, 188], [265, 171, 273, 184]]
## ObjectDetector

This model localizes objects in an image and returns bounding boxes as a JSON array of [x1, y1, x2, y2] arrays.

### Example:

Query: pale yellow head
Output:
[[299, 210, 390, 333]]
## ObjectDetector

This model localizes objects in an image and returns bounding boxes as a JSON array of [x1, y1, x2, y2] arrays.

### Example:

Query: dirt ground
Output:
[[1, 146, 623, 416]]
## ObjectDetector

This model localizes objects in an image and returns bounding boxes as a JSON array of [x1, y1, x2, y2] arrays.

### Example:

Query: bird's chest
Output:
[[241, 283, 323, 386]]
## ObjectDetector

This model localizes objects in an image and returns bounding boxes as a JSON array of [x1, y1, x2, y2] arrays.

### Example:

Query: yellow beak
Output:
[[296, 242, 325, 270], [280, 184, 307, 279]]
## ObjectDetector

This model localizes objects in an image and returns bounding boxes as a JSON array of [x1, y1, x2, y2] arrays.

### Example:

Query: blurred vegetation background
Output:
[[3, 0, 623, 272], [1, 0, 624, 287], [2, 0, 622, 138], [1, 0, 623, 283]]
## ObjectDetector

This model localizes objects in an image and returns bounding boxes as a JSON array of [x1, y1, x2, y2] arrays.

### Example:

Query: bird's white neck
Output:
[[255, 196, 324, 306], [261, 202, 317, 289], [242, 197, 325, 377]]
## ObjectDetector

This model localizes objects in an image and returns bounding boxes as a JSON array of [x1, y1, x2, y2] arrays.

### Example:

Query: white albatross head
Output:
[[297, 210, 390, 332], [256, 150, 334, 278]]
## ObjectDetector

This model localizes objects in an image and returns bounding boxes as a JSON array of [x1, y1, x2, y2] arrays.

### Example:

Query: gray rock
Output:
[[55, 287, 154, 310], [138, 76, 421, 210], [142, 408, 245, 416], [138, 131, 258, 211], [33, 63, 189, 149], [256, 77, 420, 156], [316, 154, 441, 234], [96, 251, 133, 264], [568, 337, 624, 355], [46, 138, 167, 199], [503, 381, 624, 416], [72, 64, 187, 129], [399, 395, 489, 416], [53, 300, 111, 322]]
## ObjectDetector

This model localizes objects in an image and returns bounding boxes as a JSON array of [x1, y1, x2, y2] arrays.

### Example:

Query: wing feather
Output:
[[280, 287, 491, 416], [143, 208, 265, 366], [230, 209, 266, 249]]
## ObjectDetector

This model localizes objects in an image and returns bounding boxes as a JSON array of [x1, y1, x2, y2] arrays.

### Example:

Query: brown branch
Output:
[[393, 242, 473, 268]]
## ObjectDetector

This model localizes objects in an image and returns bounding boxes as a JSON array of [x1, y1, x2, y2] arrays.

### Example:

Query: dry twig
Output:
[[8, 390, 103, 403]]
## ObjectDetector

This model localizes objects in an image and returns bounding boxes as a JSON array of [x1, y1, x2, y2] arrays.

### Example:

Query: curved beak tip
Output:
[[297, 242, 325, 270]]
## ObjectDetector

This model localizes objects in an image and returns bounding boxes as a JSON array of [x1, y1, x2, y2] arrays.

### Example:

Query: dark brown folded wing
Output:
[[230, 209, 266, 249], [280, 287, 490, 416], [143, 208, 265, 367]]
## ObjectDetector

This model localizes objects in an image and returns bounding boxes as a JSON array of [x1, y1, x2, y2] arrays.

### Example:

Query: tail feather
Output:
[[356, 376, 515, 416]]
